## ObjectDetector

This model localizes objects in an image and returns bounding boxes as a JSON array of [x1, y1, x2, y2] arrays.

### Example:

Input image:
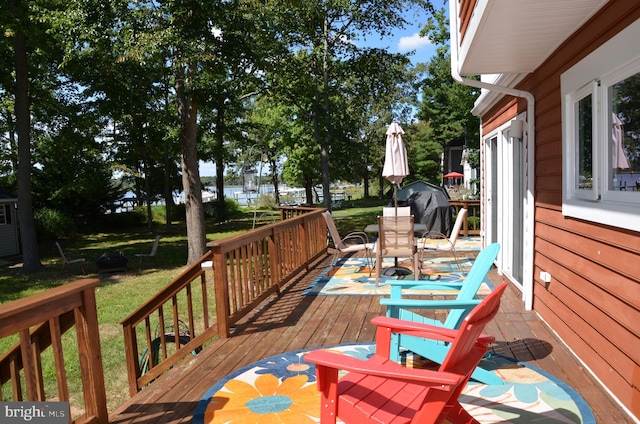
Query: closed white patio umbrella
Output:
[[381, 121, 412, 277], [382, 121, 409, 210]]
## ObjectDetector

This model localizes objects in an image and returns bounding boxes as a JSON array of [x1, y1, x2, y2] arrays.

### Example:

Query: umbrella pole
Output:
[[394, 183, 399, 268], [394, 184, 398, 213]]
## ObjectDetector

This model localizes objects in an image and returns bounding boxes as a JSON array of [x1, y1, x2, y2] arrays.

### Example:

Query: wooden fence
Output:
[[0, 279, 109, 424], [120, 206, 327, 394]]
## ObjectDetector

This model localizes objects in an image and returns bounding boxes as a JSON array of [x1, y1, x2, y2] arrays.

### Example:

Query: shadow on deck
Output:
[[109, 253, 633, 424]]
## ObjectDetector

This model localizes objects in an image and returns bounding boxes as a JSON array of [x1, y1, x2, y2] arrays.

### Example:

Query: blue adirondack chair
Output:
[[380, 242, 502, 385]]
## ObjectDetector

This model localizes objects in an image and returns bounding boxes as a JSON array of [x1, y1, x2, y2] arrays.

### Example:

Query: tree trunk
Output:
[[176, 63, 207, 264], [304, 174, 314, 205], [214, 111, 226, 223], [12, 13, 42, 273], [363, 162, 370, 198], [163, 145, 174, 234], [163, 73, 174, 234], [270, 157, 280, 206], [320, 8, 332, 211], [141, 142, 153, 233]]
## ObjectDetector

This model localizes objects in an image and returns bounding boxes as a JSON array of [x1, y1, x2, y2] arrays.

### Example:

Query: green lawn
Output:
[[0, 201, 386, 414]]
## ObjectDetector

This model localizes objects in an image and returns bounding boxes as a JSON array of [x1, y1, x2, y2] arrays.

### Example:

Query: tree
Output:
[[31, 122, 119, 228], [405, 121, 442, 184], [3, 0, 67, 272], [270, 0, 436, 209], [417, 8, 480, 160], [243, 99, 292, 205]]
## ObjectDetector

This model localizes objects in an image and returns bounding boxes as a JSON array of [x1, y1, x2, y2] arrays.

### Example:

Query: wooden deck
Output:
[[108, 253, 634, 424]]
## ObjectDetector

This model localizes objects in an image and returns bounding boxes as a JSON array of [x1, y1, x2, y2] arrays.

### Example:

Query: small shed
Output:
[[0, 188, 19, 257]]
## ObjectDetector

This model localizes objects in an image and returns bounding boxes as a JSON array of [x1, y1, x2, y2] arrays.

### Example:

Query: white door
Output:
[[484, 125, 525, 291]]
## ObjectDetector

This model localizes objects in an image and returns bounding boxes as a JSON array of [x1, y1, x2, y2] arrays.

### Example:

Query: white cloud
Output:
[[398, 33, 432, 52]]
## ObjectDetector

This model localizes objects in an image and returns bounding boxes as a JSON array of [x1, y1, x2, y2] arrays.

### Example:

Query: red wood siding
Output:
[[479, 1, 640, 418], [458, 0, 477, 42]]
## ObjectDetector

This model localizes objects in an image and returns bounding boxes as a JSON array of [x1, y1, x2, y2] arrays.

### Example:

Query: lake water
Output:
[[119, 185, 293, 211]]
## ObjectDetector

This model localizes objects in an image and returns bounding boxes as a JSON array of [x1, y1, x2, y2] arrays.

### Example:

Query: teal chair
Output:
[[380, 242, 502, 385]]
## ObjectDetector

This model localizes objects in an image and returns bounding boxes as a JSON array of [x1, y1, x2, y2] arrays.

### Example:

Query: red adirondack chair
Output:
[[305, 282, 508, 424]]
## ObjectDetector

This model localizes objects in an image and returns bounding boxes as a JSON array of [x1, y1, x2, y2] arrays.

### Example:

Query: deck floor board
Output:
[[109, 254, 634, 424]]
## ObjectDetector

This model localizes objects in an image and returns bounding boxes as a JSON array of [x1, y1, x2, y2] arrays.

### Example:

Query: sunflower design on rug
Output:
[[202, 373, 318, 423], [196, 345, 373, 423]]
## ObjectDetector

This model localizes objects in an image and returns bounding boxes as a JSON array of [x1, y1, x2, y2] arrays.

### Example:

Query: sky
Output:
[[199, 3, 444, 177]]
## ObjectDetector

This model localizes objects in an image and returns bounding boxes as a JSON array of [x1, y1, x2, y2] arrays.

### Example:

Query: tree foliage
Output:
[[1, 0, 448, 270], [417, 8, 480, 153]]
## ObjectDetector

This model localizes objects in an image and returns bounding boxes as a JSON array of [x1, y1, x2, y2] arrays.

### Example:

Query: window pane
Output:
[[577, 94, 593, 190], [609, 72, 640, 193]]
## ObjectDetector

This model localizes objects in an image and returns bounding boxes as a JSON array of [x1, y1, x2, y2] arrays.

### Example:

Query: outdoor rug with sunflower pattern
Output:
[[304, 237, 490, 296], [193, 342, 595, 423]]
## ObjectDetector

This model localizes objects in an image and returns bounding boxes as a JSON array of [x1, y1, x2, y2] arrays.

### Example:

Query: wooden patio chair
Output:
[[55, 242, 86, 274], [322, 211, 374, 271], [380, 242, 502, 385], [374, 215, 420, 286], [305, 281, 508, 424], [383, 205, 411, 216], [135, 235, 160, 271], [417, 208, 467, 270]]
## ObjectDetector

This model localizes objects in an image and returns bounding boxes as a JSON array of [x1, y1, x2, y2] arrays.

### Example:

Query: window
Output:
[[0, 204, 8, 225], [562, 19, 640, 232], [607, 72, 640, 196]]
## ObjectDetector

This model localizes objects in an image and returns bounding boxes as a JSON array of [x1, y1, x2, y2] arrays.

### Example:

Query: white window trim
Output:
[[564, 80, 599, 201], [561, 19, 640, 232]]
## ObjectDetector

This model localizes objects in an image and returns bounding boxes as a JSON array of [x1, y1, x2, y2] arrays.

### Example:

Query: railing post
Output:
[[122, 321, 141, 396], [75, 286, 109, 423], [212, 245, 231, 338], [301, 214, 310, 270], [18, 329, 40, 400]]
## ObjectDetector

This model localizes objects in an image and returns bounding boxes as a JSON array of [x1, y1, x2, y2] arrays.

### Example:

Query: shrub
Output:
[[224, 198, 240, 217], [98, 210, 146, 231], [169, 203, 186, 222], [256, 194, 278, 210], [34, 208, 76, 239], [203, 202, 216, 219], [203, 198, 241, 220]]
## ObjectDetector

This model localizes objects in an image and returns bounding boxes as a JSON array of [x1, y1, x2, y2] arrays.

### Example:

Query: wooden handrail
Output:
[[120, 206, 328, 394], [0, 278, 108, 424]]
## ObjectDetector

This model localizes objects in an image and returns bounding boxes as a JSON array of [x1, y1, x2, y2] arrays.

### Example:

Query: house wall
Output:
[[479, 1, 640, 418]]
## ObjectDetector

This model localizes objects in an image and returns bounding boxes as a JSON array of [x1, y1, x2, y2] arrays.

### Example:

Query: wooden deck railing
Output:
[[450, 200, 481, 236], [121, 206, 327, 394], [120, 250, 215, 395], [209, 207, 327, 338], [0, 278, 109, 424], [279, 204, 317, 220]]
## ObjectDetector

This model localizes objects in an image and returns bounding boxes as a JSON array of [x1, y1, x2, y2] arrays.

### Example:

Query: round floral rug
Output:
[[193, 343, 595, 423]]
